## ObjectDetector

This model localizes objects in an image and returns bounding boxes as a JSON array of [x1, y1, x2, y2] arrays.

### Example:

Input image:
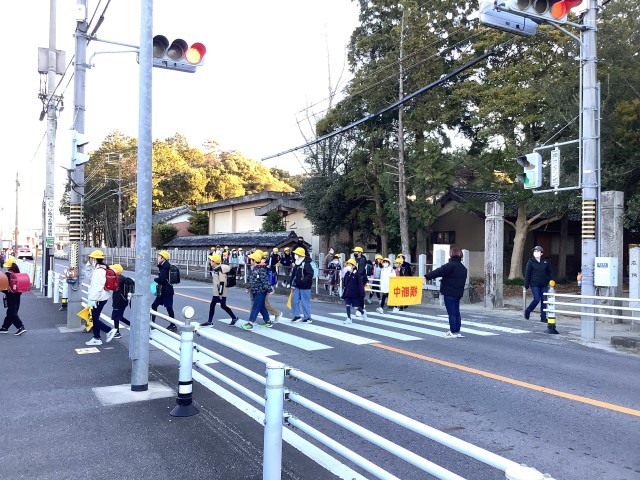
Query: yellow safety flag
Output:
[[387, 277, 424, 307], [77, 306, 93, 331], [286, 291, 293, 310]]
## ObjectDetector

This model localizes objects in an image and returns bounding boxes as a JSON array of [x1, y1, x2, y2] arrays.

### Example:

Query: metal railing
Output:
[[545, 291, 640, 327]]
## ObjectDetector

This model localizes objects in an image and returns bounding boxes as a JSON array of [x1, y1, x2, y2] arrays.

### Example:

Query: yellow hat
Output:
[[353, 246, 364, 253], [375, 254, 383, 259], [238, 247, 243, 251], [109, 264, 123, 275], [3, 257, 16, 268], [158, 250, 170, 260], [334, 254, 341, 258], [345, 258, 357, 267], [284, 247, 290, 251], [208, 254, 221, 263], [382, 258, 390, 263], [248, 251, 263, 263], [293, 247, 306, 257], [88, 249, 105, 259]]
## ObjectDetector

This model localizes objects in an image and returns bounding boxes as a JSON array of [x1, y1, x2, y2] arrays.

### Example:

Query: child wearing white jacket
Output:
[[376, 258, 395, 314]]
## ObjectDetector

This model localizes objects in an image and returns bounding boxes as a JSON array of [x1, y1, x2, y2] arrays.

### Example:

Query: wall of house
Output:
[[208, 201, 268, 234]]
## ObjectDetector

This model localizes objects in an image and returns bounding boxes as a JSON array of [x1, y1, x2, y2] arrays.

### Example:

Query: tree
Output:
[[260, 210, 286, 232], [152, 222, 178, 247], [188, 211, 209, 235]]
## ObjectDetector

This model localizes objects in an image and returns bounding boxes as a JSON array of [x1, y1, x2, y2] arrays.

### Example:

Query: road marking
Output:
[[219, 319, 331, 351], [311, 314, 422, 341], [332, 312, 498, 337], [394, 311, 530, 334], [276, 315, 377, 345], [196, 326, 280, 357], [373, 343, 640, 417]]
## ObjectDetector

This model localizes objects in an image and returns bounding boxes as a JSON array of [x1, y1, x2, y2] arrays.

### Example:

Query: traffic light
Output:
[[505, 0, 582, 23], [515, 152, 542, 189], [71, 130, 90, 168], [152, 35, 206, 73]]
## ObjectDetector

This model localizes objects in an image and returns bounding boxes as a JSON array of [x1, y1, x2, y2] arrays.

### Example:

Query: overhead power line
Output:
[[262, 46, 499, 162]]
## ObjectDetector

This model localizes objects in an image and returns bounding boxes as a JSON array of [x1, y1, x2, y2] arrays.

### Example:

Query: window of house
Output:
[[431, 231, 456, 244]]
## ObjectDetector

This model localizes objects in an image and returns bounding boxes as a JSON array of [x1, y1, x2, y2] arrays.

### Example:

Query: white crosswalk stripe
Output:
[[276, 316, 377, 345], [216, 319, 331, 351], [150, 330, 219, 364], [196, 325, 280, 357], [392, 311, 530, 334], [363, 312, 499, 336], [310, 314, 422, 341]]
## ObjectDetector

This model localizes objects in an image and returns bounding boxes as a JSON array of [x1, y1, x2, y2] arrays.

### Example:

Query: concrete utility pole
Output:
[[14, 173, 20, 249], [41, 0, 60, 295], [397, 8, 410, 257], [579, 0, 599, 340], [66, 0, 89, 329], [131, 0, 153, 391]]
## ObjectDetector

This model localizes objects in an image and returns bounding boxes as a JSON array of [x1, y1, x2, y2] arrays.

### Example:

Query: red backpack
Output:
[[103, 266, 119, 291], [9, 273, 31, 293]]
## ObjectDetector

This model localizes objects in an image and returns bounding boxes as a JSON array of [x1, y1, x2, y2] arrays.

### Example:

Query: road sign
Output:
[[45, 199, 56, 248], [550, 148, 560, 188]]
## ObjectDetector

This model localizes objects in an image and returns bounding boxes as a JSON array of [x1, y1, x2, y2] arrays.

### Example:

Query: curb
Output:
[[610, 336, 640, 351]]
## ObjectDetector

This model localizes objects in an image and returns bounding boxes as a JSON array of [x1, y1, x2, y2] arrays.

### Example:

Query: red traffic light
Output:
[[151, 35, 206, 72], [507, 0, 575, 23]]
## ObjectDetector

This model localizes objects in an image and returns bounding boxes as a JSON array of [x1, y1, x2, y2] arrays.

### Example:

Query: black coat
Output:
[[425, 257, 467, 298], [524, 257, 553, 288], [154, 261, 174, 297], [291, 258, 314, 290], [342, 271, 365, 299]]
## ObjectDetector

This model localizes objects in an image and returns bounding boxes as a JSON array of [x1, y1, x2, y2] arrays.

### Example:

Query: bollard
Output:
[[47, 271, 54, 299], [53, 276, 61, 304], [522, 287, 527, 315], [60, 282, 69, 311], [263, 361, 285, 480], [544, 281, 559, 334], [170, 306, 199, 417]]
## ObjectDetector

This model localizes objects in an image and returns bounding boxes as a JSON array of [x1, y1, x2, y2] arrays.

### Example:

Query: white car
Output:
[[16, 247, 33, 260]]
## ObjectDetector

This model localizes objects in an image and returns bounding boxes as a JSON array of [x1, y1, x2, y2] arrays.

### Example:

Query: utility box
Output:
[[594, 257, 618, 287]]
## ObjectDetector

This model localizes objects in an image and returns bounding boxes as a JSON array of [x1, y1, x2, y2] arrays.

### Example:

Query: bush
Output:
[[504, 277, 524, 286]]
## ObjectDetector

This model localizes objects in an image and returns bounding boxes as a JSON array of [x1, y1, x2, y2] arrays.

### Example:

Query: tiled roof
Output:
[[162, 230, 310, 250], [197, 191, 302, 212], [125, 205, 193, 230]]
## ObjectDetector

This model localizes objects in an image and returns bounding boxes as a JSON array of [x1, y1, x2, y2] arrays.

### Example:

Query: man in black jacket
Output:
[[524, 246, 554, 322], [425, 247, 467, 338]]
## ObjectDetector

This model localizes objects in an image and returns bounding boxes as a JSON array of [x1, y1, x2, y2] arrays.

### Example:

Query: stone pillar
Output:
[[599, 191, 624, 323], [630, 245, 640, 332], [461, 249, 471, 304], [484, 201, 504, 309]]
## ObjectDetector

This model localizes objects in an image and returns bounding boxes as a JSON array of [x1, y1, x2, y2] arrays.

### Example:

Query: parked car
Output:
[[16, 246, 33, 260]]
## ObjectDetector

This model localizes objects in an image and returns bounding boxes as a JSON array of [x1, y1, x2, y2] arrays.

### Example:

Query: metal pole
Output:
[[131, 0, 153, 391], [580, 0, 598, 340], [263, 362, 285, 480], [14, 173, 19, 251], [117, 154, 122, 248], [66, 0, 88, 329]]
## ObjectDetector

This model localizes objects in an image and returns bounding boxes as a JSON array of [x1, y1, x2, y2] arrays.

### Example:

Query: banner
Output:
[[387, 276, 423, 306]]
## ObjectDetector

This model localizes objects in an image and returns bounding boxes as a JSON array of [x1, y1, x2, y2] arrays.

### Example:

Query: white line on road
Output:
[[311, 314, 423, 341]]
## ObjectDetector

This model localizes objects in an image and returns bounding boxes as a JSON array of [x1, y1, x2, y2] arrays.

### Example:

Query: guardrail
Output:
[[544, 292, 640, 328], [39, 267, 553, 479]]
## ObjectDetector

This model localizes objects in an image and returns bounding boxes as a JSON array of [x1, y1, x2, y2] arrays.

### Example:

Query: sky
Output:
[[1, 0, 360, 241]]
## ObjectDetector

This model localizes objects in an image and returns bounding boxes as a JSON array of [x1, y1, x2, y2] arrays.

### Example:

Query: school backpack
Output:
[[169, 264, 181, 284], [365, 261, 374, 277], [9, 273, 31, 293], [121, 276, 135, 304], [226, 267, 237, 288], [103, 266, 119, 291]]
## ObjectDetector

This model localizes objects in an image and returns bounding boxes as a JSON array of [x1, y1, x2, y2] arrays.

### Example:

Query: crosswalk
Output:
[[171, 309, 532, 356]]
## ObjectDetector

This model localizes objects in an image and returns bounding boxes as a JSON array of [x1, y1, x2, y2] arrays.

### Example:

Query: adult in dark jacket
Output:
[[524, 245, 554, 322], [425, 247, 467, 338], [290, 247, 314, 323], [341, 259, 367, 324], [151, 250, 177, 332], [0, 258, 26, 335]]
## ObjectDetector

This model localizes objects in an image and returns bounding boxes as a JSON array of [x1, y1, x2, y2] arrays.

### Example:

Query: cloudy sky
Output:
[[1, 0, 359, 239]]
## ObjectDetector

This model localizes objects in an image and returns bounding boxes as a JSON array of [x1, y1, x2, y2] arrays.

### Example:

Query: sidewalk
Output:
[[1, 292, 337, 480]]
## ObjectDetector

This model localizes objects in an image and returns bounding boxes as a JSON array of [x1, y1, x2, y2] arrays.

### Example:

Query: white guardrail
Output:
[[545, 291, 640, 327], [35, 268, 555, 480]]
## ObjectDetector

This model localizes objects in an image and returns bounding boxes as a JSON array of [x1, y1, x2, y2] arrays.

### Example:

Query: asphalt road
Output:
[[52, 262, 640, 479]]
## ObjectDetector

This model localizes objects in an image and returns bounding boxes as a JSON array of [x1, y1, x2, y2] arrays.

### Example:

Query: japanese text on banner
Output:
[[387, 276, 423, 306]]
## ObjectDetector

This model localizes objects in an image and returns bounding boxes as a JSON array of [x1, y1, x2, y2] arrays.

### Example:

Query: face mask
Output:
[[383, 263, 390, 268], [534, 252, 542, 259], [346, 265, 353, 272], [294, 255, 300, 261]]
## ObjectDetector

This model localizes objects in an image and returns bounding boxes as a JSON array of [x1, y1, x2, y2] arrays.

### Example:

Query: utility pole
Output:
[[66, 0, 89, 329], [117, 154, 123, 247], [131, 0, 153, 391], [579, 0, 599, 340], [40, 0, 63, 295], [14, 173, 19, 250], [397, 8, 410, 257]]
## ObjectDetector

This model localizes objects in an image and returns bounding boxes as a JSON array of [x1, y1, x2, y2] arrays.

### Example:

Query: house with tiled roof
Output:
[[125, 205, 194, 248]]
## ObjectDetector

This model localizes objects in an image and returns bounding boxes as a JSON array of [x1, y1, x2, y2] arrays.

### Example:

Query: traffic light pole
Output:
[[579, 0, 599, 340], [130, 0, 153, 391], [66, 0, 89, 329]]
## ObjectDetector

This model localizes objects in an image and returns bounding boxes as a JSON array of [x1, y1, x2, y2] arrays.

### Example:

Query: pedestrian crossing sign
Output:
[[387, 277, 423, 306]]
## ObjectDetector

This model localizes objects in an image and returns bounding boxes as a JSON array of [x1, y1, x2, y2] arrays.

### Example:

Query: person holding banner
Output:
[[424, 247, 467, 338]]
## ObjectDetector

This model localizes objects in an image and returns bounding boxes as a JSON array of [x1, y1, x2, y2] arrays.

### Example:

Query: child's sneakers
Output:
[[375, 307, 384, 314]]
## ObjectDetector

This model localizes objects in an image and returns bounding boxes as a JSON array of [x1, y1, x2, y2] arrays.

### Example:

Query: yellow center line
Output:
[[372, 343, 640, 417]]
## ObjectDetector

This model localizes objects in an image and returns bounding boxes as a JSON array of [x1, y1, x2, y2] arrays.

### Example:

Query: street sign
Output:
[[550, 148, 560, 188], [45, 199, 56, 248]]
